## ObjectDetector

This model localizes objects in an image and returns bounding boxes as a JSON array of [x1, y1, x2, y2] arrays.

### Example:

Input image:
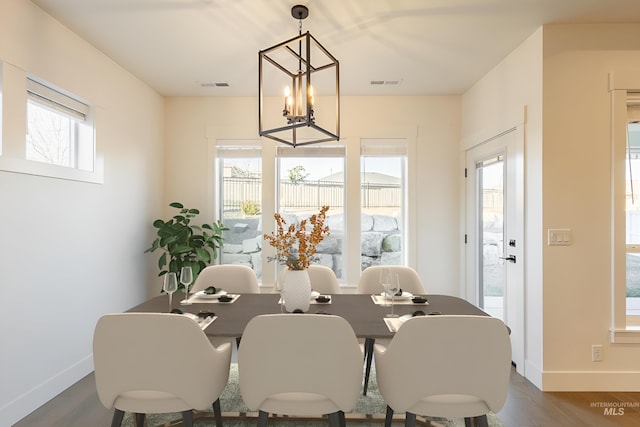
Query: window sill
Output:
[[610, 328, 640, 344], [0, 156, 103, 184]]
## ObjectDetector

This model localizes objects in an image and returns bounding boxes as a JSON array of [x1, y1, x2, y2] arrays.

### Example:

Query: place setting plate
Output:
[[188, 289, 240, 303], [381, 291, 413, 300], [384, 311, 428, 332], [195, 289, 227, 299], [170, 309, 217, 330], [372, 291, 429, 305]]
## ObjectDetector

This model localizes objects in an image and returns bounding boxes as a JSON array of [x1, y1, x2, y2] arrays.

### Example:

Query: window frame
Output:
[[360, 138, 409, 269], [276, 144, 347, 279], [611, 74, 640, 343], [209, 127, 417, 289], [0, 64, 102, 183], [216, 142, 264, 276]]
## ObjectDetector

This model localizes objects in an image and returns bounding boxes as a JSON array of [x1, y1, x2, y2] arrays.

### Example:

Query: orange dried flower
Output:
[[264, 206, 330, 270]]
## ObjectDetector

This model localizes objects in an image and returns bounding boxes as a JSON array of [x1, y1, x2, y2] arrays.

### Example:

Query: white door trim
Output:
[[464, 125, 525, 375]]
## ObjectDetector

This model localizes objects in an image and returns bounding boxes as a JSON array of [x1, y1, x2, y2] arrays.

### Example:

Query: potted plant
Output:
[[145, 202, 227, 290]]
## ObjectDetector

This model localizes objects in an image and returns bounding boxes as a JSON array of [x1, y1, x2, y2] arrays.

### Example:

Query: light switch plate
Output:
[[548, 229, 571, 245]]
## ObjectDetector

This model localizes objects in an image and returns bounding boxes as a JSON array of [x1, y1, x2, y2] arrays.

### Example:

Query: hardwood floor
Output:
[[13, 367, 640, 427], [498, 368, 640, 427]]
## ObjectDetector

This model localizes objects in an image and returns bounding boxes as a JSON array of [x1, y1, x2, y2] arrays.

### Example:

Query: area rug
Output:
[[122, 364, 503, 426]]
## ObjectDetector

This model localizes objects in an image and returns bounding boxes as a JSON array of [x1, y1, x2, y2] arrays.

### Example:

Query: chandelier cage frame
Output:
[[258, 14, 340, 148]]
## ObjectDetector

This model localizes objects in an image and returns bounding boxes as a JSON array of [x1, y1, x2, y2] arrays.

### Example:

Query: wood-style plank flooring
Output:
[[13, 367, 640, 427]]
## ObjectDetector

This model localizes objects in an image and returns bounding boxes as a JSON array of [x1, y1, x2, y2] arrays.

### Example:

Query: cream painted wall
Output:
[[0, 1, 164, 424], [163, 95, 461, 293], [464, 23, 640, 391], [541, 23, 640, 391]]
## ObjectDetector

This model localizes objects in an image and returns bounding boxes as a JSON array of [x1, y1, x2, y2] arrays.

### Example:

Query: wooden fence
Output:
[[222, 177, 401, 211]]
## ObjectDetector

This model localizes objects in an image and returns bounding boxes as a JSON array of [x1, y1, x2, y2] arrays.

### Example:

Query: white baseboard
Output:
[[0, 354, 94, 427], [524, 360, 543, 390], [542, 370, 640, 391]]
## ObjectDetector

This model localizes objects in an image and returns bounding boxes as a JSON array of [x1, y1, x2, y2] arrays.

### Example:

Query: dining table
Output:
[[127, 292, 491, 339]]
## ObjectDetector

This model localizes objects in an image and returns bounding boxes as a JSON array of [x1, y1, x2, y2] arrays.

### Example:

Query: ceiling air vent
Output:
[[200, 82, 229, 88], [370, 80, 402, 86]]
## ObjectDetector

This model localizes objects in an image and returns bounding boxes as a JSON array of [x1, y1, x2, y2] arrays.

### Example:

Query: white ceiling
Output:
[[31, 0, 640, 97]]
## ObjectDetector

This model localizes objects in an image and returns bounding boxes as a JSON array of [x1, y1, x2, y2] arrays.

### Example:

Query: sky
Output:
[[226, 156, 403, 180]]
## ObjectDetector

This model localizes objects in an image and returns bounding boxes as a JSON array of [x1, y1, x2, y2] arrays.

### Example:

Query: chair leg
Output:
[[363, 337, 375, 395], [110, 409, 125, 427], [181, 410, 193, 427], [134, 413, 145, 427], [464, 415, 489, 427], [258, 410, 269, 427], [384, 405, 394, 427], [213, 398, 223, 427], [405, 412, 416, 427], [328, 411, 340, 427]]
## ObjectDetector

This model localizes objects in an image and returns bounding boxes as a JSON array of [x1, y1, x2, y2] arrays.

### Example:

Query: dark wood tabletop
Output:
[[128, 293, 489, 339]]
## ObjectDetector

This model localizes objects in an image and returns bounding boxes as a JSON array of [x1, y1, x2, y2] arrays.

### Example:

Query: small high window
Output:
[[26, 78, 94, 172]]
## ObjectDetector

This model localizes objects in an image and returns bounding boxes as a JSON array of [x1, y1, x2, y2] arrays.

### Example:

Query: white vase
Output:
[[281, 269, 311, 312]]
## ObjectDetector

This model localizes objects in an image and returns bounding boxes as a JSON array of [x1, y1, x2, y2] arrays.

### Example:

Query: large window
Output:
[[625, 113, 640, 327], [212, 135, 414, 288], [217, 145, 263, 279], [360, 139, 407, 270], [277, 146, 345, 279], [612, 86, 640, 341]]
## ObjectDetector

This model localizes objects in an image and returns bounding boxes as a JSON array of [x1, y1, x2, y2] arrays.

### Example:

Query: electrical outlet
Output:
[[592, 344, 603, 362]]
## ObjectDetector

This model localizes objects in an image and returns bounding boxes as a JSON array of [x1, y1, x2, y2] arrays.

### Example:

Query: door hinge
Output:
[[464, 168, 468, 178], [464, 234, 467, 244]]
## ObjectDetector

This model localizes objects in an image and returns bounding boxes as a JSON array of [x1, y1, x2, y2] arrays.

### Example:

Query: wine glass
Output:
[[379, 267, 391, 307], [180, 266, 193, 305], [163, 272, 178, 312], [385, 272, 400, 318]]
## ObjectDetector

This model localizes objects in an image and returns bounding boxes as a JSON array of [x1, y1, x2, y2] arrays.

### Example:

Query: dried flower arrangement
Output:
[[263, 206, 330, 270]]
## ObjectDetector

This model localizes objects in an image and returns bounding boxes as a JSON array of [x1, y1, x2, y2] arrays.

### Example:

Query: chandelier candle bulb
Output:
[[284, 86, 291, 113], [296, 75, 303, 117]]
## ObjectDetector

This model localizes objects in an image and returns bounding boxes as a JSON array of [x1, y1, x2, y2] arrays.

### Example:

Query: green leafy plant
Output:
[[145, 202, 228, 289]]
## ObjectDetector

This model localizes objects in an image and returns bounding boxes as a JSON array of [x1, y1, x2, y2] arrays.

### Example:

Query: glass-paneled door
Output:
[[466, 127, 524, 374]]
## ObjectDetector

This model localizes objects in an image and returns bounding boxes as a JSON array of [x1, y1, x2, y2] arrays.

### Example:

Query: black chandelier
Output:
[[258, 4, 340, 147]]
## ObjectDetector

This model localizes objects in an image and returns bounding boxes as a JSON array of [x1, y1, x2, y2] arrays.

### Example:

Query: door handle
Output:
[[500, 255, 516, 263]]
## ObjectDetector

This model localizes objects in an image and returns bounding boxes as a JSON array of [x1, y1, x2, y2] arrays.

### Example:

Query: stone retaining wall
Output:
[[221, 213, 402, 279]]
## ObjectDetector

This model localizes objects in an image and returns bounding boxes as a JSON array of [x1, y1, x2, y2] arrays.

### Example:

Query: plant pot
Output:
[[281, 269, 311, 312]]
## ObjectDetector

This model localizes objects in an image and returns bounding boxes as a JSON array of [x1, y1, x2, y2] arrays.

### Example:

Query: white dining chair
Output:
[[308, 264, 341, 294], [356, 265, 427, 395], [356, 265, 426, 295], [93, 312, 232, 427], [238, 314, 363, 427], [191, 264, 260, 294], [374, 315, 512, 427], [191, 264, 260, 349]]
